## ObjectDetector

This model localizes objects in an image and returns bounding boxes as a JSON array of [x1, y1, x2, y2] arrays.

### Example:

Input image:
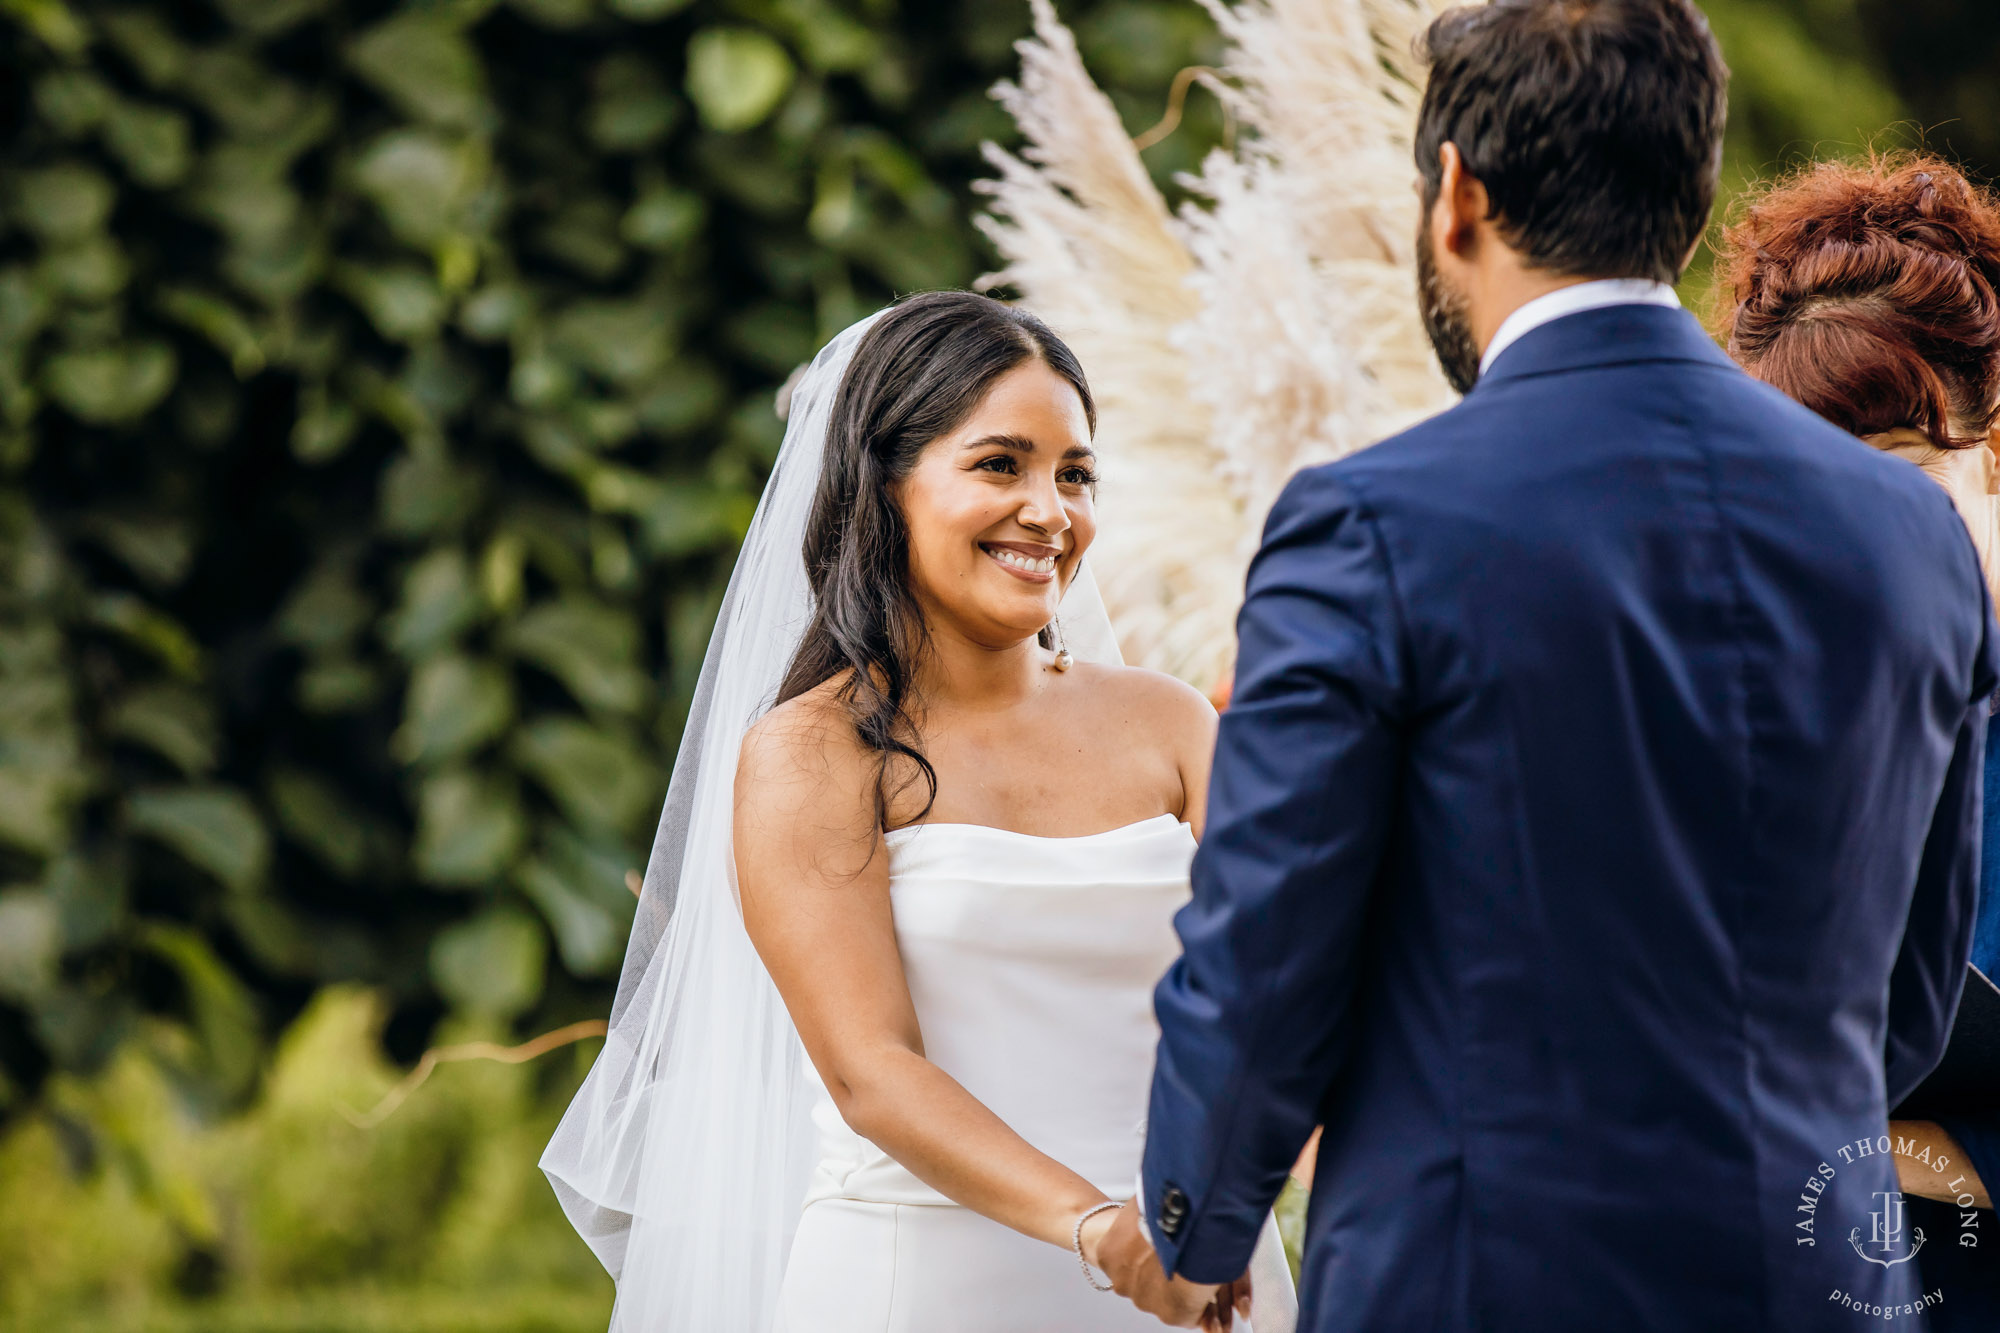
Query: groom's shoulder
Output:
[[1283, 400, 1490, 511]]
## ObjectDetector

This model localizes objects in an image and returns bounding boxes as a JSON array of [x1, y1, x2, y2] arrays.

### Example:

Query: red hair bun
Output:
[[1716, 155, 2000, 449]]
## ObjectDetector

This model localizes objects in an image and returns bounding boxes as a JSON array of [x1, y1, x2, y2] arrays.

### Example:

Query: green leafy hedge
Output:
[[0, 0, 1228, 1121]]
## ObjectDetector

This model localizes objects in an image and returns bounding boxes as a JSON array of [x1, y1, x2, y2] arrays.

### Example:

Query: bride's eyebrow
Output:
[[960, 433, 1038, 453], [959, 434, 1097, 463]]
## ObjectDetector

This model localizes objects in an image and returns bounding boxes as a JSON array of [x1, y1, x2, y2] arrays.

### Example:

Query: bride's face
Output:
[[894, 358, 1098, 647]]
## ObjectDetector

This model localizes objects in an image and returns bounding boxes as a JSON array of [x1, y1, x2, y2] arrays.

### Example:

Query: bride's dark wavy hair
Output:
[[775, 291, 1095, 827]]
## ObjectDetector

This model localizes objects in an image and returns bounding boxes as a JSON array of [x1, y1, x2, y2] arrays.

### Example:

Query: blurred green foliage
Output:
[[0, 0, 1985, 1326], [0, 0, 1223, 1321], [0, 986, 612, 1330], [0, 0, 1227, 1134]]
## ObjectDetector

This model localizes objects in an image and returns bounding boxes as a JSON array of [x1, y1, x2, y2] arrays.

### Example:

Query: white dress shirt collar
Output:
[[1478, 278, 1681, 377]]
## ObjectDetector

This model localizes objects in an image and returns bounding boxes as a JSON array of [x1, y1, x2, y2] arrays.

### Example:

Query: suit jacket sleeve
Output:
[[1885, 575, 2000, 1109], [1141, 467, 1409, 1282]]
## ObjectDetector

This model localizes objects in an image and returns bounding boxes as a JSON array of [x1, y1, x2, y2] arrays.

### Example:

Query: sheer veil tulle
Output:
[[538, 311, 1124, 1330]]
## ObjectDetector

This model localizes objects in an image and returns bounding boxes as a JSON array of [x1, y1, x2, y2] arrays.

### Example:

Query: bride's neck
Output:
[[910, 625, 1047, 714]]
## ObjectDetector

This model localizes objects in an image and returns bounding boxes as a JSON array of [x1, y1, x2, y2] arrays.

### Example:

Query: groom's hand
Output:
[[1092, 1201, 1218, 1327]]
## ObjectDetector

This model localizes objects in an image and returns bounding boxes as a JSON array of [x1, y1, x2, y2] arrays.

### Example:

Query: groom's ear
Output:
[[1433, 142, 1491, 260]]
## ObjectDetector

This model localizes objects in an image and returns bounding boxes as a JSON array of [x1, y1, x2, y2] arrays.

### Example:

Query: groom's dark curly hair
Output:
[[1415, 0, 1729, 286]]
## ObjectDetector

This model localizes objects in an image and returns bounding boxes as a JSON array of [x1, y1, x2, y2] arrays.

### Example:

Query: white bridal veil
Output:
[[539, 311, 1124, 1331]]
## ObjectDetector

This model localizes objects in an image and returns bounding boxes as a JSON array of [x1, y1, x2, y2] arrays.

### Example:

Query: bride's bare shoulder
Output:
[[735, 673, 875, 829], [1071, 661, 1216, 728]]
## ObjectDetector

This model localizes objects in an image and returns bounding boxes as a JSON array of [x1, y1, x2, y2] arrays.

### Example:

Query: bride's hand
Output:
[[1200, 1272, 1253, 1331], [1077, 1204, 1120, 1270]]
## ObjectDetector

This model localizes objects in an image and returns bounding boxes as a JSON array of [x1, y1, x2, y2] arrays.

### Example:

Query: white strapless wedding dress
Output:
[[772, 814, 1296, 1332]]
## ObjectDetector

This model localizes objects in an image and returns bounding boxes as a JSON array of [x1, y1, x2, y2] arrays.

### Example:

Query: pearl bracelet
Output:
[[1072, 1199, 1125, 1291]]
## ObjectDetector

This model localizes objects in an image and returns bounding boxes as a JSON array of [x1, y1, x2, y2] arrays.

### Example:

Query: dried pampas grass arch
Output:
[[978, 0, 1454, 699]]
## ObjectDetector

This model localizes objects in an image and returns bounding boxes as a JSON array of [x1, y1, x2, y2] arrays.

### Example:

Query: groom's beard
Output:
[[1417, 224, 1481, 395]]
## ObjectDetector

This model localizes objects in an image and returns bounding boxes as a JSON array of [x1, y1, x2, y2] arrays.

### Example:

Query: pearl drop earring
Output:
[[1050, 615, 1073, 672]]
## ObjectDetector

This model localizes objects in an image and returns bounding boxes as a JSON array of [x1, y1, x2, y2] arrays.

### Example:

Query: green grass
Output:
[[0, 989, 614, 1333], [17, 1287, 611, 1333]]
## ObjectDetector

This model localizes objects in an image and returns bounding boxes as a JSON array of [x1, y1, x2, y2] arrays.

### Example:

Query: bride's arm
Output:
[[734, 702, 1109, 1252]]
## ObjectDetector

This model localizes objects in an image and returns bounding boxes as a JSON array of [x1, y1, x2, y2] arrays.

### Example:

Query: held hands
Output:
[[1081, 1202, 1252, 1330]]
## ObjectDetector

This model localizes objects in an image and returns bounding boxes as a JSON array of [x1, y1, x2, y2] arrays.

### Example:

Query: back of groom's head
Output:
[[1416, 0, 1729, 286]]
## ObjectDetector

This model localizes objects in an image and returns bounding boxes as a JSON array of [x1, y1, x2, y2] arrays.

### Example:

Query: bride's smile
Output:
[[980, 540, 1061, 583], [892, 358, 1099, 646]]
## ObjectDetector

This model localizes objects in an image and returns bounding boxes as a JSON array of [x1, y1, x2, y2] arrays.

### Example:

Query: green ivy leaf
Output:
[[548, 298, 672, 386], [157, 286, 263, 377], [44, 342, 177, 424], [78, 510, 195, 587], [633, 358, 726, 433], [33, 70, 111, 137], [295, 658, 380, 715], [346, 11, 491, 131], [354, 129, 486, 249], [774, 0, 879, 74], [504, 596, 648, 714], [4, 0, 87, 57], [394, 653, 515, 766], [0, 659, 85, 855], [144, 923, 263, 1100], [290, 382, 360, 463], [179, 49, 313, 137], [215, 0, 329, 38], [0, 265, 53, 345], [336, 264, 446, 344], [0, 888, 61, 1003], [685, 28, 796, 133], [510, 716, 660, 835], [38, 235, 130, 302], [276, 558, 373, 652], [428, 906, 546, 1017], [413, 768, 524, 887], [102, 100, 193, 188], [458, 283, 531, 342], [97, 10, 187, 88], [533, 197, 628, 280], [104, 683, 217, 776], [30, 984, 131, 1073], [379, 450, 484, 537], [609, 0, 694, 17], [42, 852, 123, 954], [383, 548, 482, 659], [621, 178, 706, 251], [514, 825, 635, 976], [86, 593, 202, 678], [16, 163, 116, 240], [128, 785, 271, 893], [587, 54, 680, 152], [267, 766, 396, 882]]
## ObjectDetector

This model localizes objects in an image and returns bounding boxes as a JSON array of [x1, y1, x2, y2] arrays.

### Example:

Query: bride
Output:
[[542, 291, 1295, 1331]]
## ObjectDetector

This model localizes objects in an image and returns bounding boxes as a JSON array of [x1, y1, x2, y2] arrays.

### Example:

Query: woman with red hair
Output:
[[1719, 154, 2000, 1320]]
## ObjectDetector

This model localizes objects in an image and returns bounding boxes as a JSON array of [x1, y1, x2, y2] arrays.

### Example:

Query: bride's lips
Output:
[[980, 540, 1061, 584]]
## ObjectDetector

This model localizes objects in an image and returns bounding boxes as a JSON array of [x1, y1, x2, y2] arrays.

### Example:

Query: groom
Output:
[[1096, 1, 1998, 1329]]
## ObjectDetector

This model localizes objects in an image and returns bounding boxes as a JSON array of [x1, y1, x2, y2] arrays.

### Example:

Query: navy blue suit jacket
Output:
[[1142, 305, 1999, 1330]]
